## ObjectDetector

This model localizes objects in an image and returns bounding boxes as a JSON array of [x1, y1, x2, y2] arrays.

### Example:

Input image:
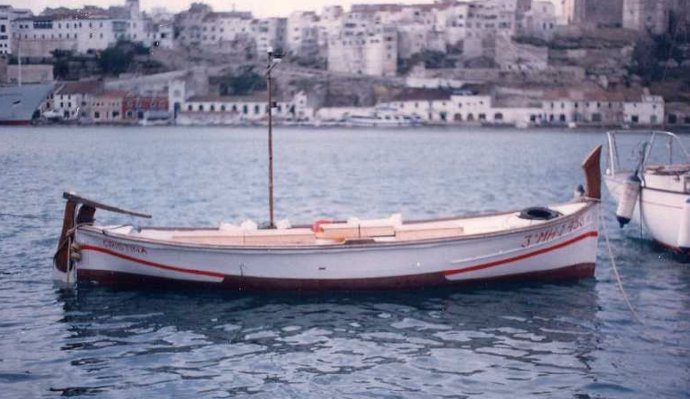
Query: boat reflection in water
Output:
[[54, 280, 601, 396]]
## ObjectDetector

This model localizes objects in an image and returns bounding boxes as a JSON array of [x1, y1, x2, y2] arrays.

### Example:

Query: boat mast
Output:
[[266, 47, 281, 229]]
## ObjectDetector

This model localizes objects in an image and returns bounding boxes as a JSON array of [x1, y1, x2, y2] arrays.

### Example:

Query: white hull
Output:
[[605, 174, 689, 250], [58, 202, 599, 290]]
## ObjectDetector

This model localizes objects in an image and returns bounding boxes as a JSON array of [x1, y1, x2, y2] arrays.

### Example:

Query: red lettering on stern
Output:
[[521, 216, 585, 249]]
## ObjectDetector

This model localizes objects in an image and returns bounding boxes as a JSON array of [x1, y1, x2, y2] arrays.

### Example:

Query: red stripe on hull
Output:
[[443, 231, 598, 277], [77, 263, 595, 292], [80, 245, 225, 278]]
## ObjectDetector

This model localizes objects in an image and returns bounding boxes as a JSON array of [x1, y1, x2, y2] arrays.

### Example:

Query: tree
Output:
[[219, 67, 266, 96], [98, 46, 132, 75]]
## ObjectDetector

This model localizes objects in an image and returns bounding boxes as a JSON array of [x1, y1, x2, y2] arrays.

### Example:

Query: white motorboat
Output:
[[604, 130, 690, 252], [344, 107, 422, 127]]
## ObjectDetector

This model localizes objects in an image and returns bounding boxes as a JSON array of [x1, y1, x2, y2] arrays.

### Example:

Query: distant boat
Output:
[[605, 130, 690, 253], [344, 107, 422, 127], [138, 111, 172, 126], [42, 109, 64, 122]]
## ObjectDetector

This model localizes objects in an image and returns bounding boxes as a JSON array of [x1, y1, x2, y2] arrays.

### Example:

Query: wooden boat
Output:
[[604, 130, 690, 253], [53, 145, 602, 291], [52, 50, 602, 291]]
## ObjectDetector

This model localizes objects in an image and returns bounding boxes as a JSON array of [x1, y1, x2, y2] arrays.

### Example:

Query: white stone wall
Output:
[[624, 95, 664, 125]]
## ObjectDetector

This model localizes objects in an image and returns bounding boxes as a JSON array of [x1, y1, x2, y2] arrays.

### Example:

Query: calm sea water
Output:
[[1, 126, 688, 398]]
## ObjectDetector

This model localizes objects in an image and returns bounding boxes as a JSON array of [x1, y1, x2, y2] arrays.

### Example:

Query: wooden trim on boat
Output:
[[75, 200, 598, 252], [582, 145, 602, 200]]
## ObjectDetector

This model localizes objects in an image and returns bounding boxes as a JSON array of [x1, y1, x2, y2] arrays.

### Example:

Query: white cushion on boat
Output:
[[219, 222, 241, 231], [276, 219, 292, 229], [240, 219, 258, 230]]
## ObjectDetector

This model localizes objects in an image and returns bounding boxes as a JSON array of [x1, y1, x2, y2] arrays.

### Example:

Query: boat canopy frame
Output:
[[606, 130, 690, 176]]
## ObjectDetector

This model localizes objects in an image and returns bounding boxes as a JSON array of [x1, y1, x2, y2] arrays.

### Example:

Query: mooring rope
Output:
[[600, 212, 644, 325]]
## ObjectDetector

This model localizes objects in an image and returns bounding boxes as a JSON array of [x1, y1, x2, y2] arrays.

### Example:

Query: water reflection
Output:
[[55, 282, 601, 397]]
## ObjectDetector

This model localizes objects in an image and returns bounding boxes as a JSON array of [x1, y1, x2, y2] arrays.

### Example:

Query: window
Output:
[[592, 113, 602, 123], [187, 105, 192, 111], [198, 104, 203, 111], [254, 105, 260, 114], [631, 115, 639, 123], [493, 113, 503, 121], [667, 114, 677, 124]]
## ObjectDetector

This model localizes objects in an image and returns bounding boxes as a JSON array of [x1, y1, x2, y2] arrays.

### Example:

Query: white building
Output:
[[464, 0, 519, 59], [251, 17, 287, 55], [10, 0, 165, 57], [624, 94, 664, 125], [519, 1, 557, 40], [440, 2, 470, 47], [50, 80, 103, 120], [179, 91, 313, 124], [398, 23, 445, 59], [286, 11, 320, 59], [199, 11, 253, 46], [0, 6, 12, 54], [328, 24, 397, 77], [378, 88, 494, 123]]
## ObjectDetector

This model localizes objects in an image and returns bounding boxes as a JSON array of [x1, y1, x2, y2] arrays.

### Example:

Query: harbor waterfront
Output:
[[1, 126, 689, 397]]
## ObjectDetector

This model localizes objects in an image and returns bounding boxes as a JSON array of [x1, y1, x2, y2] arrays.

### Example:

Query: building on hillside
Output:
[[50, 80, 103, 120], [0, 6, 13, 54], [623, 94, 664, 125], [178, 91, 312, 125], [123, 94, 169, 121], [518, 1, 557, 40], [463, 0, 519, 59], [89, 90, 127, 123], [563, 0, 623, 28], [286, 11, 320, 59], [540, 87, 663, 126], [327, 22, 397, 77], [174, 3, 211, 46], [10, 0, 162, 57], [665, 102, 690, 126], [0, 83, 54, 124], [251, 17, 287, 55]]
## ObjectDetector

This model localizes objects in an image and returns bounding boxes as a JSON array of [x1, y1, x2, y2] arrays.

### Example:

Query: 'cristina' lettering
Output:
[[103, 239, 147, 255]]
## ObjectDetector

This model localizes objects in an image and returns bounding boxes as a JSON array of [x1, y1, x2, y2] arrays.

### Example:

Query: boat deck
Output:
[[101, 202, 588, 247]]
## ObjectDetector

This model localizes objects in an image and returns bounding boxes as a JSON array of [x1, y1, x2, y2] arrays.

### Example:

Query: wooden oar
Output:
[[63, 192, 152, 219]]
